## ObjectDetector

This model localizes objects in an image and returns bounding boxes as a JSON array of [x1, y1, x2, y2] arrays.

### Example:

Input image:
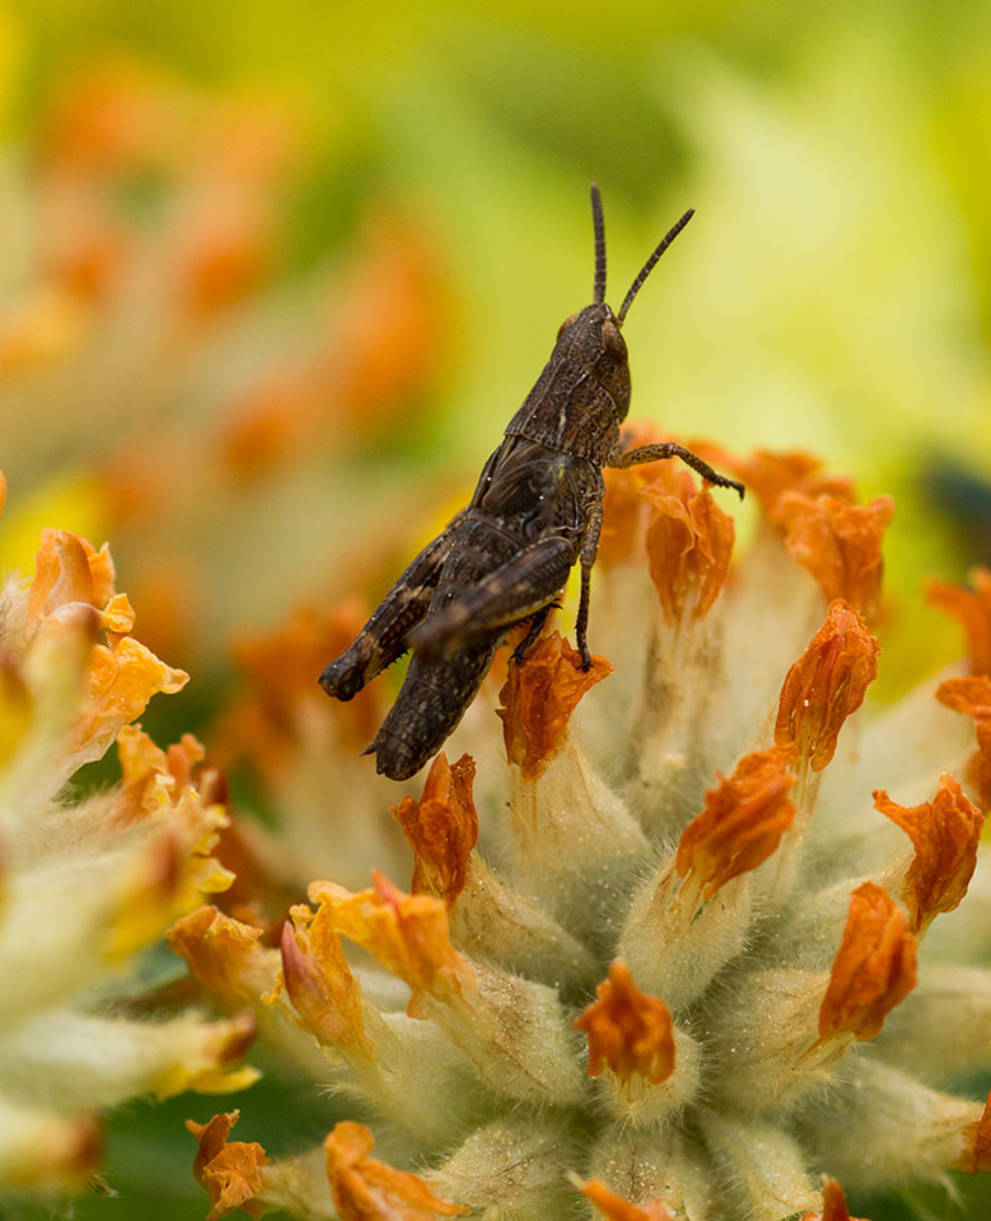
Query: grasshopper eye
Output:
[[602, 318, 626, 358], [556, 312, 580, 341]]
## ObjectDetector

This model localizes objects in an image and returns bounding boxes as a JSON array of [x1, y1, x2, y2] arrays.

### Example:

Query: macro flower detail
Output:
[[0, 489, 256, 1199], [573, 961, 676, 1087], [179, 441, 991, 1220]]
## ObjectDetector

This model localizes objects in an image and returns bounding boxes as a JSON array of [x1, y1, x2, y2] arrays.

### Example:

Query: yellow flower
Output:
[[0, 486, 256, 1199], [178, 439, 991, 1219]]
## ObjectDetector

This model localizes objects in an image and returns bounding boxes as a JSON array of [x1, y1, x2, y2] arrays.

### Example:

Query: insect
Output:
[[320, 185, 744, 781]]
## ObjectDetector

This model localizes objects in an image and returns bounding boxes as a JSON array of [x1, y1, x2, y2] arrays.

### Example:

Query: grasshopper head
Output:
[[555, 303, 631, 411]]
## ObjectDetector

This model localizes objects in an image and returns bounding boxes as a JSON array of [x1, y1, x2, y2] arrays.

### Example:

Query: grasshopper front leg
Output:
[[319, 515, 463, 701], [609, 441, 745, 499]]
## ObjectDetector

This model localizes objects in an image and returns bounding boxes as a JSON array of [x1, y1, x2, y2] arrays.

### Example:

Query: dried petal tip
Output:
[[959, 1089, 991, 1173], [278, 904, 374, 1057], [573, 961, 675, 1086], [676, 747, 795, 898], [497, 632, 611, 780], [775, 600, 880, 771], [935, 676, 991, 809], [574, 1175, 675, 1221], [309, 872, 475, 1017], [874, 775, 983, 933], [167, 906, 270, 1008], [800, 1177, 867, 1221], [928, 569, 991, 676], [187, 1110, 269, 1220], [776, 493, 893, 621], [392, 753, 478, 908], [818, 882, 917, 1045], [325, 1121, 469, 1219], [643, 483, 735, 624]]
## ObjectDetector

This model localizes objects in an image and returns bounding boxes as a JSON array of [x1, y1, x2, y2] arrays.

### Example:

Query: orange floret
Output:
[[577, 1177, 675, 1221], [73, 635, 188, 756], [775, 493, 893, 622], [227, 601, 381, 760], [116, 725, 206, 819], [927, 569, 991, 677], [713, 448, 856, 522], [308, 872, 475, 1019], [497, 632, 612, 781], [775, 600, 880, 772], [643, 484, 735, 624], [675, 747, 795, 898], [873, 775, 983, 933], [818, 882, 917, 1044], [276, 903, 374, 1057], [800, 1177, 866, 1221], [935, 675, 991, 809], [168, 906, 273, 1008], [572, 962, 675, 1087], [598, 422, 679, 568], [325, 1121, 469, 1219], [27, 529, 116, 626], [392, 753, 478, 909], [959, 1089, 991, 1173], [187, 1110, 270, 1221]]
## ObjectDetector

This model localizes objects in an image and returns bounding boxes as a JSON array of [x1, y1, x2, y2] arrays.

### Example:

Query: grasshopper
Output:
[[320, 186, 744, 781]]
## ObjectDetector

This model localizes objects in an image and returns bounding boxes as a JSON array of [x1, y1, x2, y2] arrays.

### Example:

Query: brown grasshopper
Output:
[[320, 186, 743, 780]]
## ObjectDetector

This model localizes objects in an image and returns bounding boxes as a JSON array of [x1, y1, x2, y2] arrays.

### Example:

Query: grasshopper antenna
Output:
[[616, 207, 694, 326], [591, 184, 606, 305]]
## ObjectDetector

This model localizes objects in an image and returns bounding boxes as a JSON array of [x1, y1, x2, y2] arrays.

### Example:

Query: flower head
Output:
[[180, 438, 991, 1220]]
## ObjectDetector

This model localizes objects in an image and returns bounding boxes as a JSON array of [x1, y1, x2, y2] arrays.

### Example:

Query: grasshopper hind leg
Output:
[[365, 635, 501, 780]]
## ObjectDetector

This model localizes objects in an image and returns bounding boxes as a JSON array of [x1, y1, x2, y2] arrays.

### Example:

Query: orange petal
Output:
[[935, 675, 991, 808], [675, 747, 795, 898], [959, 1089, 991, 1173], [496, 632, 612, 780], [598, 422, 678, 568], [27, 529, 117, 627], [116, 725, 207, 820], [325, 1121, 469, 1219], [873, 775, 983, 933], [776, 493, 893, 622], [577, 1177, 675, 1221], [800, 1177, 867, 1221], [73, 636, 189, 756], [572, 962, 675, 1087], [228, 600, 382, 758], [391, 753, 478, 909], [927, 569, 991, 677], [715, 449, 856, 523], [168, 906, 271, 1008], [775, 600, 880, 771], [643, 485, 735, 624], [818, 882, 917, 1044], [309, 872, 475, 1018], [278, 904, 374, 1057], [0, 470, 6, 518], [187, 1110, 270, 1220]]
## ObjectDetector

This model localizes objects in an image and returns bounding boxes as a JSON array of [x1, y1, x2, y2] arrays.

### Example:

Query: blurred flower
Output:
[[0, 59, 453, 670], [176, 437, 991, 1219], [0, 481, 257, 1201]]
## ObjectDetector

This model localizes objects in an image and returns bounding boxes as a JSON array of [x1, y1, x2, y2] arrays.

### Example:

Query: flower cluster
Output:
[[171, 441, 991, 1217], [0, 475, 256, 1199]]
